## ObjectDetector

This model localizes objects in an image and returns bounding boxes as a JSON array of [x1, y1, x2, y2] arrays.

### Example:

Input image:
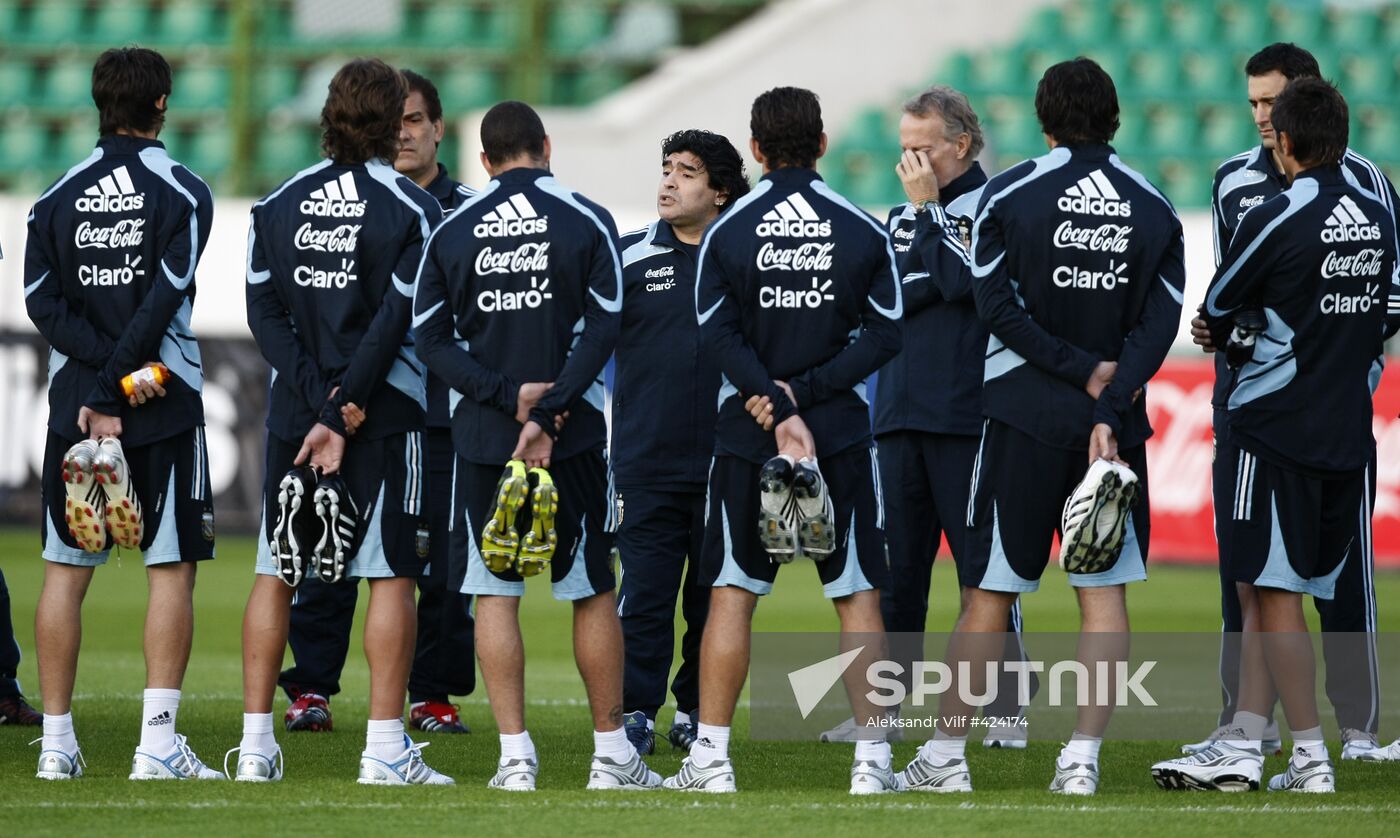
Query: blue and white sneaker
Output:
[[33, 738, 85, 780], [757, 455, 799, 561], [1152, 739, 1262, 791], [1268, 749, 1335, 793], [666, 718, 698, 752], [224, 745, 284, 782], [586, 750, 662, 790], [898, 752, 973, 793], [624, 711, 654, 756], [311, 473, 359, 584], [1182, 721, 1282, 756], [662, 754, 737, 793], [1049, 756, 1098, 795], [1340, 728, 1399, 761], [1059, 458, 1139, 574], [130, 734, 225, 779], [272, 466, 320, 587], [358, 738, 453, 785], [488, 757, 538, 791]]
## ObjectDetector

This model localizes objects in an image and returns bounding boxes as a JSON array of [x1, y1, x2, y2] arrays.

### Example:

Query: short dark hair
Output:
[[1245, 42, 1322, 81], [661, 129, 751, 210], [750, 87, 823, 169], [480, 100, 546, 167], [1270, 78, 1348, 167], [402, 69, 443, 124], [92, 47, 172, 137], [320, 58, 406, 164], [1035, 57, 1120, 145]]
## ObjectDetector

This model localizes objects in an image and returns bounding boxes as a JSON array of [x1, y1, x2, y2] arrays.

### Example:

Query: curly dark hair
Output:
[[1271, 78, 1348, 167], [320, 58, 407, 165], [750, 87, 823, 169], [1035, 57, 1120, 146], [661, 129, 750, 210], [92, 47, 171, 137], [1245, 42, 1321, 82]]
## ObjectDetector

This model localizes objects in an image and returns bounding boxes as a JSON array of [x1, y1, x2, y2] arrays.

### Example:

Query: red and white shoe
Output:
[[93, 438, 142, 549], [61, 439, 107, 553]]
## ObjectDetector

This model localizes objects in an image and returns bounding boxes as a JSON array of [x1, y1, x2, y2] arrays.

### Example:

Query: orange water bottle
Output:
[[120, 364, 170, 399]]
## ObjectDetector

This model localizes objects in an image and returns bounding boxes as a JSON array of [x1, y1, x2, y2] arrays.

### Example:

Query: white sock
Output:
[[674, 710, 691, 726], [691, 723, 730, 762], [43, 712, 77, 754], [854, 738, 892, 764], [365, 718, 407, 760], [920, 730, 967, 763], [240, 712, 277, 755], [1231, 710, 1269, 752], [1061, 733, 1102, 764], [1293, 726, 1327, 761], [139, 688, 181, 753], [500, 730, 536, 763], [594, 727, 634, 762]]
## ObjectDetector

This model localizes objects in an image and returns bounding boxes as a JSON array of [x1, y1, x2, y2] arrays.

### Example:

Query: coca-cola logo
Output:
[[74, 218, 145, 250], [1052, 220, 1131, 253], [1321, 248, 1385, 279], [475, 242, 550, 276], [294, 223, 360, 253], [756, 241, 835, 272]]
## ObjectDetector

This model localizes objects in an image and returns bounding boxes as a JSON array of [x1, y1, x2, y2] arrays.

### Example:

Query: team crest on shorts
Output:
[[957, 218, 973, 249], [201, 512, 215, 542]]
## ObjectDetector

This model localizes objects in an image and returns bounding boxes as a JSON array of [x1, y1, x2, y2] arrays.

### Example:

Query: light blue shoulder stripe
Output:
[[621, 221, 670, 267], [410, 179, 501, 302], [1108, 154, 1175, 214], [1206, 179, 1317, 317], [365, 159, 433, 238], [696, 180, 772, 325], [138, 147, 202, 291], [30, 147, 105, 215], [246, 213, 270, 285], [971, 149, 1071, 278], [534, 176, 623, 313], [253, 158, 332, 208], [810, 180, 903, 320]]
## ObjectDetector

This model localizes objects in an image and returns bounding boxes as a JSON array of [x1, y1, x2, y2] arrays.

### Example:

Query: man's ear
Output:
[[432, 118, 445, 146], [816, 131, 827, 161], [956, 132, 971, 160], [749, 136, 766, 167], [479, 150, 495, 177], [541, 135, 552, 166]]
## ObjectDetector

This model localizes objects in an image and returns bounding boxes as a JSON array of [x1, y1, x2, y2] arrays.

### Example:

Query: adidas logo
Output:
[[756, 194, 831, 237], [1321, 195, 1381, 243], [300, 172, 367, 218], [75, 166, 145, 212], [147, 710, 173, 727], [1057, 170, 1132, 218], [474, 194, 548, 237]]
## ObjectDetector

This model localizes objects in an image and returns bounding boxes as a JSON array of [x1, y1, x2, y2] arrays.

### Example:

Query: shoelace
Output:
[[30, 737, 87, 772], [401, 740, 434, 781], [171, 734, 209, 776]]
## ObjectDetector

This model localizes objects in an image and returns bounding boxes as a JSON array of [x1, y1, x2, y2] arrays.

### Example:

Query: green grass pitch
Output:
[[1, 528, 1398, 836]]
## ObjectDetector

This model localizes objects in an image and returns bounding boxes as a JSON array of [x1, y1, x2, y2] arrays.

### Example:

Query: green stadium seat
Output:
[[0, 60, 36, 108], [547, 2, 610, 54], [1144, 105, 1199, 154], [0, 121, 48, 171], [846, 109, 891, 154], [258, 122, 322, 176], [938, 54, 973, 91], [1340, 52, 1395, 101], [1361, 111, 1400, 153], [966, 50, 1029, 96], [175, 65, 231, 110], [1181, 50, 1239, 102], [59, 118, 99, 164], [93, 0, 153, 44], [1157, 157, 1214, 208], [437, 66, 502, 113], [1198, 107, 1257, 157], [44, 60, 95, 109], [469, 4, 523, 49], [1167, 0, 1218, 44], [1116, 2, 1166, 46], [410, 2, 471, 46], [1218, 0, 1269, 48], [257, 64, 301, 106], [1130, 50, 1183, 99], [985, 98, 1046, 160], [1058, 0, 1114, 45], [1328, 8, 1379, 49], [1018, 6, 1064, 47], [160, 0, 225, 43], [186, 126, 232, 176], [20, 0, 84, 44], [1270, 3, 1326, 46]]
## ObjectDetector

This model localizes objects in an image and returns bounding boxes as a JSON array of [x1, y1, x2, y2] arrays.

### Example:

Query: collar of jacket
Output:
[[1247, 143, 1290, 187], [1060, 142, 1117, 161], [761, 166, 822, 187], [426, 162, 457, 202], [493, 166, 550, 185], [1291, 163, 1346, 187], [941, 160, 988, 205], [97, 134, 165, 154]]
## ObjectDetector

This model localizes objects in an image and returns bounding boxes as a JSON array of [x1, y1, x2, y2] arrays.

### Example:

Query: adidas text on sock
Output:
[[139, 689, 181, 753]]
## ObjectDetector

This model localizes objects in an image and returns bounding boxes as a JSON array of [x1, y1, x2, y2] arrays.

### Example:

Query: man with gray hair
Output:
[[823, 85, 1031, 745]]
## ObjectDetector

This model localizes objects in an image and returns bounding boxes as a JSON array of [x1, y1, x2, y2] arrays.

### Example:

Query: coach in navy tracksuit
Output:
[[902, 60, 1184, 795], [1188, 44, 1397, 756], [871, 86, 1031, 741], [611, 130, 749, 755], [280, 70, 478, 735], [1195, 77, 1398, 789], [237, 59, 450, 783], [666, 87, 903, 794]]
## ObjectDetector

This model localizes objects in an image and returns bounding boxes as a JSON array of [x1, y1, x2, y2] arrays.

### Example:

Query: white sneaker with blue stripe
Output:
[[224, 745, 284, 782], [34, 738, 85, 780], [357, 738, 453, 785], [130, 734, 225, 779]]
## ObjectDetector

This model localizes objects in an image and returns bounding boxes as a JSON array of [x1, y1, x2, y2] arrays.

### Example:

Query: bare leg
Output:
[[935, 588, 1015, 736], [36, 563, 95, 716], [697, 586, 757, 727], [1235, 582, 1277, 718], [573, 590, 624, 731], [833, 589, 886, 729], [242, 575, 293, 713], [1256, 588, 1319, 733], [1074, 584, 1129, 738], [364, 577, 416, 720], [145, 563, 196, 689], [476, 594, 525, 734]]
